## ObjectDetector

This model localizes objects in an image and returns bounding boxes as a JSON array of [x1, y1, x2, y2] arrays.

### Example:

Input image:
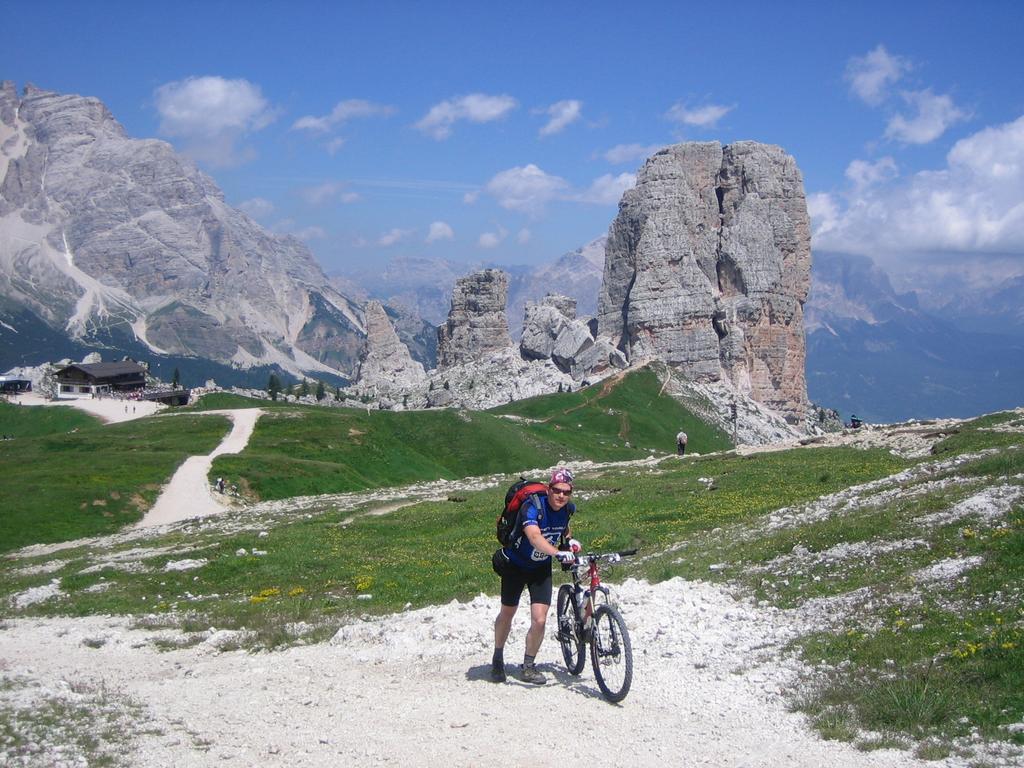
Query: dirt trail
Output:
[[138, 409, 262, 527]]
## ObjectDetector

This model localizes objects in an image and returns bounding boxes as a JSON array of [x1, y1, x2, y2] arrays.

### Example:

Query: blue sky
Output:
[[4, 1, 1023, 278]]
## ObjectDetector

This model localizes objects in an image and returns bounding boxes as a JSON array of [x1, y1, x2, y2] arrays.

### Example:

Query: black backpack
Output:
[[496, 478, 575, 546]]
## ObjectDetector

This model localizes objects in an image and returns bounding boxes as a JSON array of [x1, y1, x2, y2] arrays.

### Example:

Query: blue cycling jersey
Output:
[[504, 494, 572, 570]]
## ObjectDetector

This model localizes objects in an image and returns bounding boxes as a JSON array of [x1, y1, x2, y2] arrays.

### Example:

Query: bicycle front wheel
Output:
[[590, 604, 633, 703], [556, 584, 585, 675]]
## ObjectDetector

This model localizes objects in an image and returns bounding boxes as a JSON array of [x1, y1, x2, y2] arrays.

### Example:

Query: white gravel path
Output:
[[138, 410, 262, 528], [0, 579, 940, 768]]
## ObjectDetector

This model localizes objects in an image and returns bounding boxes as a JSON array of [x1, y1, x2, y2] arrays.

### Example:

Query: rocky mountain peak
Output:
[[0, 82, 363, 380], [597, 141, 811, 423]]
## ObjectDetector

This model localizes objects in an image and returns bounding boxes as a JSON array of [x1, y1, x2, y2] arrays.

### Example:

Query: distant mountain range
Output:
[[333, 235, 606, 338], [805, 252, 1024, 422]]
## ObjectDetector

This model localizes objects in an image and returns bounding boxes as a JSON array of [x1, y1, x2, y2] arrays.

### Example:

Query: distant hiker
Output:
[[216, 477, 225, 493], [850, 414, 863, 429], [491, 468, 579, 685], [676, 430, 688, 456]]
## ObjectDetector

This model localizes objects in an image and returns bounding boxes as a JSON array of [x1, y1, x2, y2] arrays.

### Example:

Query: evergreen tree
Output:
[[172, 367, 181, 388], [267, 374, 282, 401], [315, 380, 326, 401], [299, 379, 310, 397]]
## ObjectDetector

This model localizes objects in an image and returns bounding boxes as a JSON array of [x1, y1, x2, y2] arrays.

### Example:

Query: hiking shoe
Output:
[[490, 663, 507, 683], [520, 664, 546, 685]]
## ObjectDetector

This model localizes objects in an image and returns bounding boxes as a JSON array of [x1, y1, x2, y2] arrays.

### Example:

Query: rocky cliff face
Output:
[[436, 269, 512, 368], [598, 141, 810, 422], [520, 293, 626, 380], [354, 301, 427, 394], [0, 82, 363, 378]]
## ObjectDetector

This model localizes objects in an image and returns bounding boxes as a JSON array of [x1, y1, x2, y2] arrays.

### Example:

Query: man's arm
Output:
[[524, 523, 560, 557]]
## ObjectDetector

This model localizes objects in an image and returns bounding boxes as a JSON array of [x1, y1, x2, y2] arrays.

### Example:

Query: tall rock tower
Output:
[[597, 141, 811, 422], [436, 269, 513, 368]]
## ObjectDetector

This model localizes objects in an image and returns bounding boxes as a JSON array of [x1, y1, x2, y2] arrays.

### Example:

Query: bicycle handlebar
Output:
[[571, 549, 638, 564]]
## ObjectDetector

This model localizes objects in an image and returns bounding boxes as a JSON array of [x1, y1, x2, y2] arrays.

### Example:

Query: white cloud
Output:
[[806, 192, 842, 241], [154, 76, 275, 166], [845, 45, 911, 106], [415, 93, 518, 140], [574, 173, 636, 205], [426, 221, 454, 243], [378, 228, 412, 246], [603, 143, 663, 165], [845, 157, 899, 190], [299, 182, 344, 205], [155, 76, 274, 136], [326, 137, 347, 155], [948, 118, 1024, 181], [811, 114, 1024, 260], [463, 190, 480, 204], [291, 99, 395, 133], [517, 228, 531, 244], [478, 226, 508, 248], [237, 197, 274, 219], [885, 89, 968, 145], [665, 102, 733, 127], [485, 164, 568, 214], [340, 191, 361, 204], [538, 99, 582, 137]]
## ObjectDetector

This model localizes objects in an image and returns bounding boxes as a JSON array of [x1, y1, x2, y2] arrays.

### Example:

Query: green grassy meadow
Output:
[[0, 400, 101, 438], [0, 404, 230, 552]]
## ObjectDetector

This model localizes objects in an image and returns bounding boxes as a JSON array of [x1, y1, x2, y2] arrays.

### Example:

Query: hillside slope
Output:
[[209, 367, 731, 500], [0, 408, 1020, 766]]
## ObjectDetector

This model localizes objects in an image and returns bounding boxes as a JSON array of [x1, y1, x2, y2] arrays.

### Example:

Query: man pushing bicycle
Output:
[[491, 468, 581, 684]]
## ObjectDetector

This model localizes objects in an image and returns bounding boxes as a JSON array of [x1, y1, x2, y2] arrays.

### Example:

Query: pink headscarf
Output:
[[549, 468, 574, 488]]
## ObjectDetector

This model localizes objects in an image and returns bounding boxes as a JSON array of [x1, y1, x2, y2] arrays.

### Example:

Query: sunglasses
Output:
[[550, 486, 573, 496]]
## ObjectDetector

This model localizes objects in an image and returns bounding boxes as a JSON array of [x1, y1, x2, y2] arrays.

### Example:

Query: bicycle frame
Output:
[[570, 555, 610, 632]]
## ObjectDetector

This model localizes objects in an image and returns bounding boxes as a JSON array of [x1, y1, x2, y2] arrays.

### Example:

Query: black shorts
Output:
[[493, 549, 553, 607]]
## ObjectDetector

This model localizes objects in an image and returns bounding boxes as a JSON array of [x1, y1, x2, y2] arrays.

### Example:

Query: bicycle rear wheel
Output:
[[590, 605, 632, 702], [556, 584, 585, 675]]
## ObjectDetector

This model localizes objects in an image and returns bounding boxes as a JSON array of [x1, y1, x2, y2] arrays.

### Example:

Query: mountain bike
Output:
[[555, 549, 636, 703]]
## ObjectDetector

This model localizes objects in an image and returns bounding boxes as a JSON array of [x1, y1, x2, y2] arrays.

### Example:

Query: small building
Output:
[[55, 362, 147, 398], [0, 376, 32, 394], [141, 388, 192, 406]]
